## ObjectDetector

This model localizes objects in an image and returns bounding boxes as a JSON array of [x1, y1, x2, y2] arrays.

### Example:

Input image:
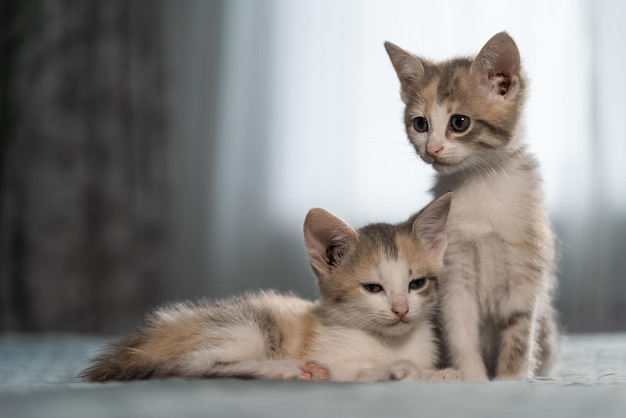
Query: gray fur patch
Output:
[[499, 311, 532, 331], [474, 119, 512, 144], [357, 223, 399, 260]]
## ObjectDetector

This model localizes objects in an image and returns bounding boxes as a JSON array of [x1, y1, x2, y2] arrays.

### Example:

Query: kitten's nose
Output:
[[426, 141, 444, 159], [392, 305, 409, 319]]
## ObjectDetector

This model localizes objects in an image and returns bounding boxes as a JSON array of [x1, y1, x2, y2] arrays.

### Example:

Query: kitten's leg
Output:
[[176, 323, 332, 380], [443, 294, 487, 381], [533, 306, 560, 376], [441, 255, 488, 381], [206, 359, 330, 381], [494, 309, 535, 380], [355, 361, 461, 383], [494, 275, 548, 380], [495, 271, 557, 380]]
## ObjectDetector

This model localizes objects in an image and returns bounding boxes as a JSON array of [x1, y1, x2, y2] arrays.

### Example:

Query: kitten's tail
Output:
[[80, 335, 162, 382]]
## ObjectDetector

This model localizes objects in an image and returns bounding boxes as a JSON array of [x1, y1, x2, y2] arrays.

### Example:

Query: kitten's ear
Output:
[[411, 192, 452, 262], [384, 41, 425, 104], [303, 208, 357, 279], [471, 32, 521, 100]]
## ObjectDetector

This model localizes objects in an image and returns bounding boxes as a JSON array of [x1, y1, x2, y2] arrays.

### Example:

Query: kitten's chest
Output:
[[439, 163, 548, 309], [309, 326, 436, 380], [444, 170, 531, 241]]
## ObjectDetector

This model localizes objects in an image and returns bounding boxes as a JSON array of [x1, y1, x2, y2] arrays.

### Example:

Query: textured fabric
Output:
[[1, 333, 625, 417]]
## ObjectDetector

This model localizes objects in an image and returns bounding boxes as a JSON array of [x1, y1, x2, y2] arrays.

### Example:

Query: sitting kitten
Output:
[[83, 193, 458, 382], [385, 32, 559, 381]]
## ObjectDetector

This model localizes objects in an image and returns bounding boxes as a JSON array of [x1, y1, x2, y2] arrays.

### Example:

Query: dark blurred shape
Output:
[[0, 0, 170, 333]]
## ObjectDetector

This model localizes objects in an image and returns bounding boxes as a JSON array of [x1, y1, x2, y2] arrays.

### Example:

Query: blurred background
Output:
[[0, 0, 624, 334]]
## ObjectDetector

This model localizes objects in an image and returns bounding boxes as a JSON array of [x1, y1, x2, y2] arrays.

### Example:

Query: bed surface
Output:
[[1, 333, 625, 417]]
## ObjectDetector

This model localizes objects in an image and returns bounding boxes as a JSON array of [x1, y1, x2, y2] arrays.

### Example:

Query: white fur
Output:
[[190, 359, 317, 380], [412, 103, 479, 173], [355, 254, 435, 336], [178, 255, 444, 382], [446, 158, 532, 243], [385, 34, 558, 381], [375, 255, 411, 316], [155, 304, 198, 323], [309, 322, 437, 381], [307, 254, 440, 382], [182, 324, 266, 373], [87, 198, 457, 383], [424, 103, 450, 159], [438, 153, 554, 380]]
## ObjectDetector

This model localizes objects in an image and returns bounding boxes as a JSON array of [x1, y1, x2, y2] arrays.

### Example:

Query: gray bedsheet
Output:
[[1, 333, 625, 417]]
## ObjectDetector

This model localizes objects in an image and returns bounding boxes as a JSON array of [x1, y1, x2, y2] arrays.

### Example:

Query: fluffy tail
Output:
[[80, 334, 162, 382]]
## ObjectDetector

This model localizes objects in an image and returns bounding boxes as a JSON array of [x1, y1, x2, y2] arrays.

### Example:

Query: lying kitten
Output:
[[83, 193, 458, 382], [385, 32, 559, 381]]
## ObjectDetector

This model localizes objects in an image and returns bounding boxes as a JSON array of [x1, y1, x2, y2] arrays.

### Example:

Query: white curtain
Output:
[[198, 0, 625, 331]]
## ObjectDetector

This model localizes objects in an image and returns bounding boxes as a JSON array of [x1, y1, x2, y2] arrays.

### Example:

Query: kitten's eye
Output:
[[362, 283, 384, 293], [412, 117, 429, 133], [409, 278, 427, 291], [450, 115, 470, 132]]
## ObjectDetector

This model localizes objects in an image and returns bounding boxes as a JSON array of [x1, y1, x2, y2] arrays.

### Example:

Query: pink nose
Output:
[[426, 142, 444, 158], [392, 306, 409, 319]]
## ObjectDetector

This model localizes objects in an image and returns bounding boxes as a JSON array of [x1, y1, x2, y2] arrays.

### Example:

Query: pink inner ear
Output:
[[472, 33, 521, 98], [306, 235, 329, 269], [303, 208, 356, 277], [304, 227, 334, 275], [482, 73, 513, 98], [491, 49, 519, 78]]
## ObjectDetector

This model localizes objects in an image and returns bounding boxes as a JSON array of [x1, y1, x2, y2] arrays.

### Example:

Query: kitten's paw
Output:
[[388, 360, 423, 381], [265, 360, 329, 381], [427, 368, 461, 382], [298, 361, 330, 381], [460, 369, 489, 382]]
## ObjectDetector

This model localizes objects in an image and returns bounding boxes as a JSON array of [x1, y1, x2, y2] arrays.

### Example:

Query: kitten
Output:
[[82, 193, 459, 383], [385, 32, 559, 381]]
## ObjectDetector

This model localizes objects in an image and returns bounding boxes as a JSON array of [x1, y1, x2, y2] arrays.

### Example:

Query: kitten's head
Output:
[[303, 193, 451, 338], [385, 32, 526, 176]]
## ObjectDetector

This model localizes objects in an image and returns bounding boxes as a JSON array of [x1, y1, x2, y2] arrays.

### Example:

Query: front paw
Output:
[[427, 368, 461, 382], [298, 360, 330, 381], [268, 360, 330, 381], [388, 360, 423, 381], [459, 366, 489, 382]]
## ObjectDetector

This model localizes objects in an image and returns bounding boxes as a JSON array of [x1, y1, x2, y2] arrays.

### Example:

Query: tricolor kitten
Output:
[[385, 32, 559, 381], [83, 193, 458, 382]]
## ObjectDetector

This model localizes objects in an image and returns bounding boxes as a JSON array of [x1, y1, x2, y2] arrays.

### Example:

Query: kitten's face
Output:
[[304, 193, 451, 338], [385, 32, 526, 176], [322, 229, 441, 337]]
